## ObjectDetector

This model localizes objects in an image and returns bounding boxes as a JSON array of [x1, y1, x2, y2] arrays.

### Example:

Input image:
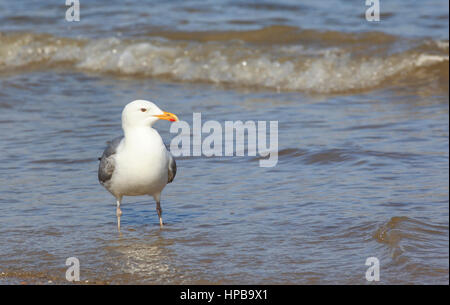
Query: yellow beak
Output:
[[153, 111, 179, 122]]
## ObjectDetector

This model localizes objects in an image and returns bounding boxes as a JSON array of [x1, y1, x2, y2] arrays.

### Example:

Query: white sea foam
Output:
[[0, 32, 448, 93]]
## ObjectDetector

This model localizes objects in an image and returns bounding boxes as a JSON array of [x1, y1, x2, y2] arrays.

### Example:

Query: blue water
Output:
[[0, 0, 448, 284], [0, 0, 448, 39]]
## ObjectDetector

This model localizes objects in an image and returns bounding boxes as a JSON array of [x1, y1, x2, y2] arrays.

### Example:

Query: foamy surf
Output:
[[0, 29, 448, 94]]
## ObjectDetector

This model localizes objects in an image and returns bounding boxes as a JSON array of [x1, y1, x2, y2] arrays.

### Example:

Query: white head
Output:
[[121, 100, 178, 130]]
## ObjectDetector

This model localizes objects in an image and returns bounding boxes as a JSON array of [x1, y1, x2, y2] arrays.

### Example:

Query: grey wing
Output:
[[167, 151, 177, 184], [98, 136, 123, 185]]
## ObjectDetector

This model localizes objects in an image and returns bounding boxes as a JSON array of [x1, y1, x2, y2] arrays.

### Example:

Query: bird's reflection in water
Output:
[[104, 233, 185, 283]]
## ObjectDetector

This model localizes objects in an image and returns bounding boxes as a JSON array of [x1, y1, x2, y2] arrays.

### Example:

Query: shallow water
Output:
[[0, 1, 448, 284]]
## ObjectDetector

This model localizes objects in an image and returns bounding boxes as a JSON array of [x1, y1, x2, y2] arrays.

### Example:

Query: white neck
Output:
[[123, 126, 162, 147]]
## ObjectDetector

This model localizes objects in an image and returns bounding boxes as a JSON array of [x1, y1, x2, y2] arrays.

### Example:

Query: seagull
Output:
[[98, 100, 178, 230]]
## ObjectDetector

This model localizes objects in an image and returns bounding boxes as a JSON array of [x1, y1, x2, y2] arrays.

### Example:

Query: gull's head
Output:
[[122, 100, 178, 129]]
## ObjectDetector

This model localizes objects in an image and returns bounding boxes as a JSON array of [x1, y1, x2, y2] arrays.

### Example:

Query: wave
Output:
[[374, 216, 449, 262], [0, 27, 448, 94], [368, 216, 449, 283]]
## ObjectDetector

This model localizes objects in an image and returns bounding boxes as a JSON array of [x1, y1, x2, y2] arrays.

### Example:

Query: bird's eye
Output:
[[140, 108, 147, 112]]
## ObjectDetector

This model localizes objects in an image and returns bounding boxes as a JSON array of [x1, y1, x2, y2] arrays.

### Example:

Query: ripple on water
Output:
[[373, 216, 449, 282]]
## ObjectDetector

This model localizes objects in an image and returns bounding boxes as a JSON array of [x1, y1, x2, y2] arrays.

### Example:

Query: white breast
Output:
[[111, 128, 169, 196]]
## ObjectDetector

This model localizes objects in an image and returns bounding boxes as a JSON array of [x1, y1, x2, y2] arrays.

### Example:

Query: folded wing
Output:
[[167, 151, 177, 184], [98, 136, 123, 185]]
